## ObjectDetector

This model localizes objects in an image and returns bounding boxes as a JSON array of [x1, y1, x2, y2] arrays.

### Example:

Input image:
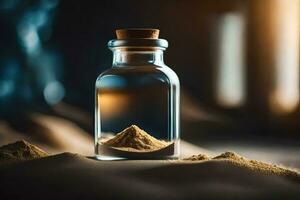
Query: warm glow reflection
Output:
[[271, 0, 300, 114], [98, 92, 130, 119], [216, 13, 245, 107]]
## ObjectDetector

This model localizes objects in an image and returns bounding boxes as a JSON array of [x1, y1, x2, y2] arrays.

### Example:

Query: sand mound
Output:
[[0, 140, 48, 162], [183, 154, 209, 161], [184, 151, 300, 182], [102, 125, 169, 151], [1, 151, 299, 199]]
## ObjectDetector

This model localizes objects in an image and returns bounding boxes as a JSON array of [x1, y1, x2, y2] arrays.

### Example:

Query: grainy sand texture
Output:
[[0, 141, 299, 199]]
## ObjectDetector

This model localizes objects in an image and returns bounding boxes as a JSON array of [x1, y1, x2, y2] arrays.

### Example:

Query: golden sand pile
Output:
[[183, 153, 210, 161], [0, 140, 48, 162], [102, 125, 170, 152], [184, 151, 300, 182]]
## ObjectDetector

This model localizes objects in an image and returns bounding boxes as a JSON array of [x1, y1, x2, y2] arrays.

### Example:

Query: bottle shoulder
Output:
[[96, 65, 179, 85], [158, 65, 180, 85]]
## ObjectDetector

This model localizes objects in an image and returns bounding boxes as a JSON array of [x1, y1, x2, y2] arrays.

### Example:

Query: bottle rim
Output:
[[108, 38, 168, 50]]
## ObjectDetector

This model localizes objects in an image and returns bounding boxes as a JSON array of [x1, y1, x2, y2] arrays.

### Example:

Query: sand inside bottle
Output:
[[97, 125, 176, 159]]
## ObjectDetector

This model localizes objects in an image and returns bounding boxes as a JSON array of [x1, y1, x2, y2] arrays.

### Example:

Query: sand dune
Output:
[[0, 152, 299, 200]]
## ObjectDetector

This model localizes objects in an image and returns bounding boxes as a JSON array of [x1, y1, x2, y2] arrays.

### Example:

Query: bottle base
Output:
[[94, 154, 179, 161], [95, 140, 179, 160]]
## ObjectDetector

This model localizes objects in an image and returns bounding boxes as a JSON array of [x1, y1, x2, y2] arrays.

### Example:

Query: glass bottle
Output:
[[95, 29, 180, 160]]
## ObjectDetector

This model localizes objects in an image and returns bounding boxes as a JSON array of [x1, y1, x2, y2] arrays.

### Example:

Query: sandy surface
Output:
[[0, 152, 299, 200], [0, 115, 299, 199]]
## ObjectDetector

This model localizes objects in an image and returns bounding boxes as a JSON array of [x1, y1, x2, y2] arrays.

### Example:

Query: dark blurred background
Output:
[[1, 0, 300, 160]]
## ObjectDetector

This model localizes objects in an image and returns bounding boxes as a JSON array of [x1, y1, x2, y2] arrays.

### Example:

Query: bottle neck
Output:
[[112, 49, 165, 66]]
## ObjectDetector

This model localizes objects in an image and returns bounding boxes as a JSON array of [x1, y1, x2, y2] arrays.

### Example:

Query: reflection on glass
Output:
[[97, 91, 130, 120], [215, 12, 245, 107]]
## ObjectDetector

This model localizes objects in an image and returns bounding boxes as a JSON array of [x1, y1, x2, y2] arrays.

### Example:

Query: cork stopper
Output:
[[116, 29, 160, 39]]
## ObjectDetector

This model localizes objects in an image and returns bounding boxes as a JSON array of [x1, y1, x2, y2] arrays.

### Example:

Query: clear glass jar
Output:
[[95, 29, 180, 160]]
